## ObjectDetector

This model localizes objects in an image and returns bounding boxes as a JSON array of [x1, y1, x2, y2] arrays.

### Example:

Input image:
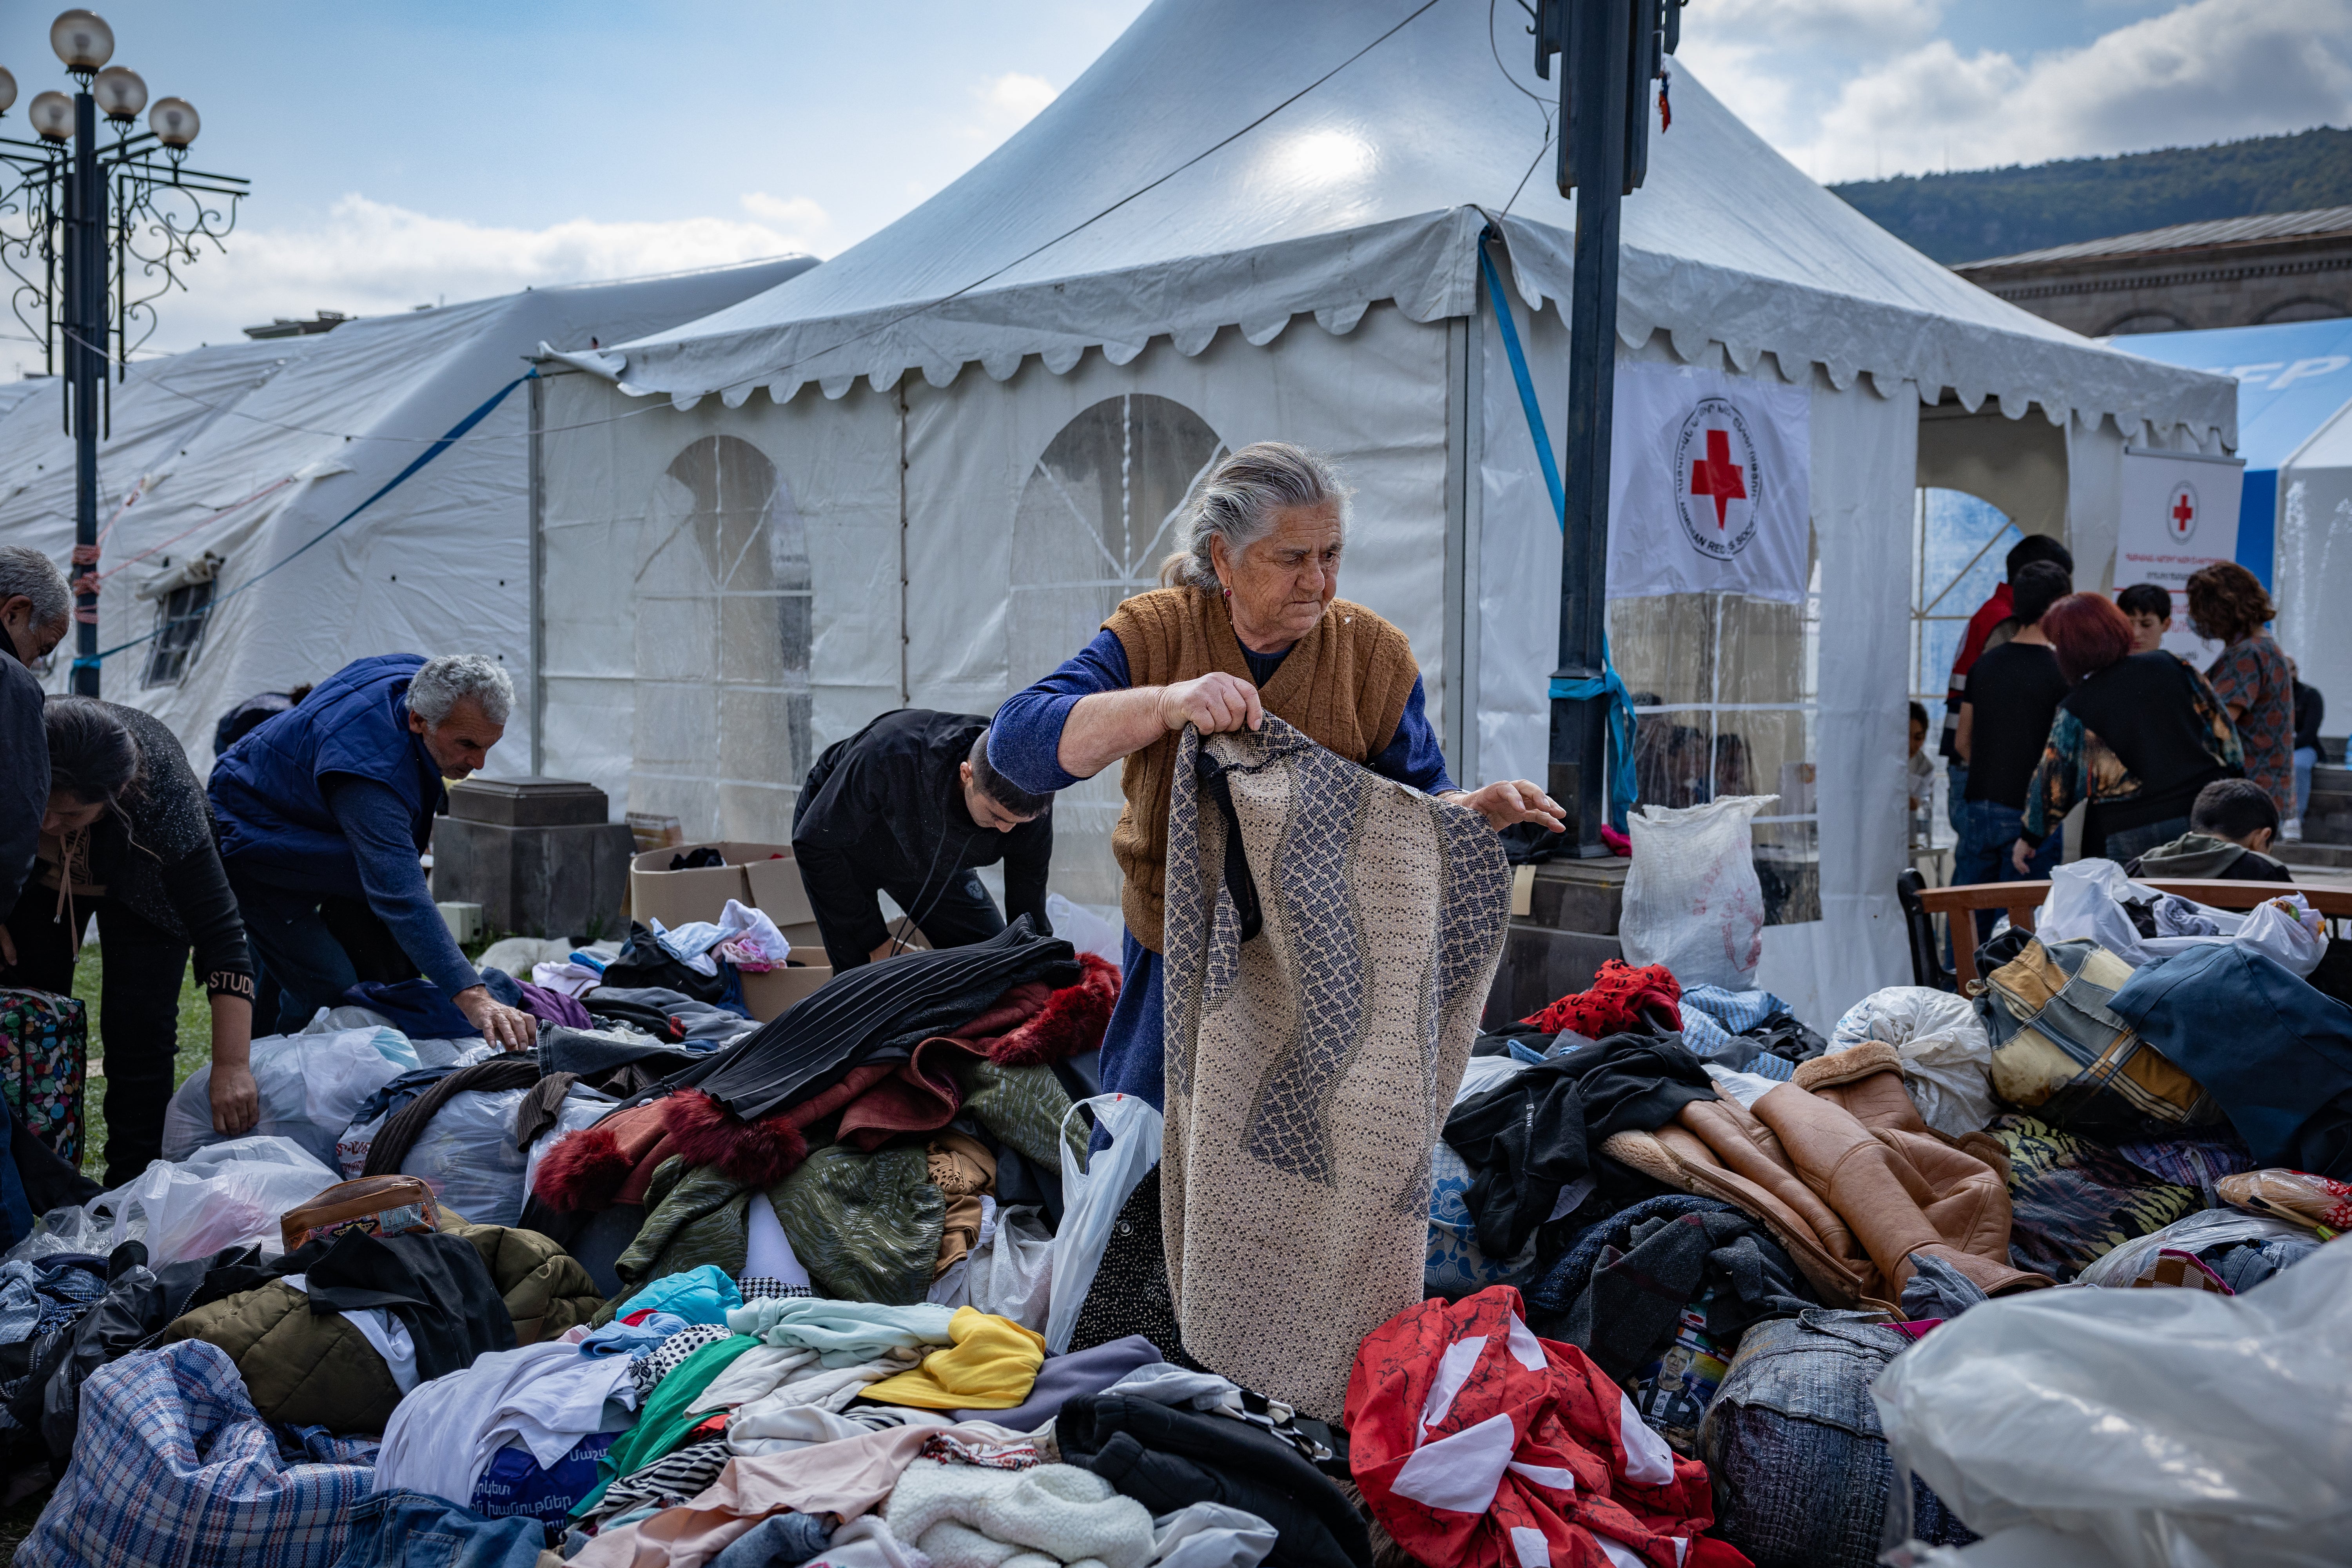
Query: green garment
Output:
[[769, 1143, 944, 1305], [574, 1332, 759, 1517], [956, 1058, 1086, 1168], [610, 1156, 756, 1301]]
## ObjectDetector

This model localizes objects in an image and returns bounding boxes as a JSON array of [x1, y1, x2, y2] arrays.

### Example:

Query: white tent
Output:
[[537, 0, 2234, 1025], [0, 256, 812, 770]]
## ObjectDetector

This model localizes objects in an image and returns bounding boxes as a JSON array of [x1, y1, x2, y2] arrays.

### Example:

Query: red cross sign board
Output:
[[2116, 448, 2245, 640], [1608, 363, 1809, 603]]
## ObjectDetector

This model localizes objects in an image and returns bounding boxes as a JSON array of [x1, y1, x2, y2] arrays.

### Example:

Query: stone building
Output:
[[1954, 206, 2352, 336]]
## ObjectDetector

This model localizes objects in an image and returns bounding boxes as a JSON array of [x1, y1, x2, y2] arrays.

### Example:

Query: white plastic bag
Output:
[[2227, 893, 2326, 976], [2033, 860, 2167, 963], [934, 1204, 1056, 1330], [1874, 1235, 2352, 1568], [2036, 861, 2323, 977], [399, 1087, 531, 1227], [1046, 893, 1124, 967], [2069, 1208, 2318, 1289], [1045, 1092, 1162, 1354], [9, 1136, 337, 1267], [1621, 795, 1777, 990], [162, 1027, 418, 1167], [523, 1090, 622, 1206], [1828, 987, 1995, 1136], [972, 1205, 1055, 1329]]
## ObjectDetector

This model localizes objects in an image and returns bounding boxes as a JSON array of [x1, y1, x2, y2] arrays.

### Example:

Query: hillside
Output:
[[1829, 126, 2352, 264]]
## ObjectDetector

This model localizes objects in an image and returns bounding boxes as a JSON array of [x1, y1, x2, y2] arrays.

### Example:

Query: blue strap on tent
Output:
[[1477, 243, 1636, 832], [77, 369, 538, 669]]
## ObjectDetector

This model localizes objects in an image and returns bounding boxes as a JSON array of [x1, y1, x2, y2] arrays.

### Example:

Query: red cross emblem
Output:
[[1671, 397, 1762, 563], [2165, 481, 2199, 543], [1688, 428, 1747, 530]]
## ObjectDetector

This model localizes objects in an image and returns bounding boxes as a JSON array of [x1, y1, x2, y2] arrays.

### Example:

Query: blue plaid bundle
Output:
[[18, 1341, 374, 1568]]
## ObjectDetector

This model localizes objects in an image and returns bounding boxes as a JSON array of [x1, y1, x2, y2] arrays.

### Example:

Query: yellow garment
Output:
[[861, 1306, 1044, 1410]]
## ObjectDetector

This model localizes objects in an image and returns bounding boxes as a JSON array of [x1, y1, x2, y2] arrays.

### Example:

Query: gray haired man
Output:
[[209, 652, 537, 1048], [0, 545, 70, 916]]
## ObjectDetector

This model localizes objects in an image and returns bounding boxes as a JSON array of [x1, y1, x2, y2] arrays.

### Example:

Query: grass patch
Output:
[[71, 944, 213, 1177]]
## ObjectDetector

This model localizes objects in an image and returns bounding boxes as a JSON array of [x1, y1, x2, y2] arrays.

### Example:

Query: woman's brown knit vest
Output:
[[1103, 587, 1422, 951]]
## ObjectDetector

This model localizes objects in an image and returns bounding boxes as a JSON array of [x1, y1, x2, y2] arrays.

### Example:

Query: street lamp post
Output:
[[0, 9, 246, 697]]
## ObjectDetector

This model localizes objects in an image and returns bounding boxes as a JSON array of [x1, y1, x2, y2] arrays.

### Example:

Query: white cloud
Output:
[[60, 192, 832, 376], [1786, 0, 2352, 182], [1675, 0, 1945, 154], [960, 70, 1059, 142]]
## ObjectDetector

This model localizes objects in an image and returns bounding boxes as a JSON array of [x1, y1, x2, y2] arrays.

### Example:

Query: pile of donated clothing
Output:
[[0, 864, 2341, 1568]]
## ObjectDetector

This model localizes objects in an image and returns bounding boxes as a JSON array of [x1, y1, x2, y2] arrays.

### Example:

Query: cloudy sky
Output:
[[0, 0, 2345, 375]]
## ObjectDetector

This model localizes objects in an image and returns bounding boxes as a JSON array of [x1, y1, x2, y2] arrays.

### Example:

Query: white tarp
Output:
[[0, 258, 811, 769], [1608, 360, 1811, 603]]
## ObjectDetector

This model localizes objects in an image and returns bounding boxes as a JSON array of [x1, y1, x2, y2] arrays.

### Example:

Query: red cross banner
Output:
[[2116, 448, 2245, 657], [1606, 361, 1811, 602]]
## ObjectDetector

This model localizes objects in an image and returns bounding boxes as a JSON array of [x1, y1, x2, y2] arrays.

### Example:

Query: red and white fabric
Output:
[[1347, 1286, 1750, 1568]]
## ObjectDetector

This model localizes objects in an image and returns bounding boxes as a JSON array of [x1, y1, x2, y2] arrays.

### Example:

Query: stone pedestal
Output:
[[431, 778, 633, 941], [1483, 858, 1628, 1027]]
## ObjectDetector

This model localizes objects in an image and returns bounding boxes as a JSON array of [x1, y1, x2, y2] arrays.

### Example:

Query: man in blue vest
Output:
[[211, 653, 536, 1048]]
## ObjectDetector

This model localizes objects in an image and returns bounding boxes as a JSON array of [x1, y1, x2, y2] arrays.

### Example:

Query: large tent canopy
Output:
[[593, 0, 2233, 449], [0, 256, 812, 766], [538, 0, 2235, 1027]]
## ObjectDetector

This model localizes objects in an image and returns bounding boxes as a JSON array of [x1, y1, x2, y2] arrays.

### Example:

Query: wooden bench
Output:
[[1900, 876, 2352, 988]]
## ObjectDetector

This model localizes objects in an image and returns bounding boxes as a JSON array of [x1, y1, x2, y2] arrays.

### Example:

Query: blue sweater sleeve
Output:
[[325, 776, 480, 997], [1372, 676, 1456, 795], [990, 629, 1132, 795], [992, 630, 1456, 796]]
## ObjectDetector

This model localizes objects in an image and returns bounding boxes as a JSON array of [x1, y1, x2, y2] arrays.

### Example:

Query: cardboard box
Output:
[[627, 841, 786, 931], [743, 856, 817, 926], [627, 844, 931, 1022]]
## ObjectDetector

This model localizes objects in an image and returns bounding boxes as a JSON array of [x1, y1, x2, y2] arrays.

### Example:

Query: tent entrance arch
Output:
[[631, 432, 814, 842], [1008, 392, 1227, 908], [1009, 393, 1227, 686]]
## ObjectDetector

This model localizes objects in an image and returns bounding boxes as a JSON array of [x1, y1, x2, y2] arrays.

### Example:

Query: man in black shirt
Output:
[[1955, 561, 2072, 925], [791, 710, 1053, 971]]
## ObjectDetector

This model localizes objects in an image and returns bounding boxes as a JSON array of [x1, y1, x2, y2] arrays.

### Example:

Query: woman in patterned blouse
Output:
[[2188, 562, 2295, 822], [2013, 593, 2244, 869]]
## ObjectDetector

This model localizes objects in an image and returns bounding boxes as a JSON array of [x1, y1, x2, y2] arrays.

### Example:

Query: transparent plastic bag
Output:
[[1045, 893, 1123, 967], [964, 1205, 1056, 1330], [1045, 1092, 1162, 1353], [399, 1087, 531, 1227], [1621, 795, 1777, 990], [1829, 987, 1994, 1137], [2071, 1208, 2318, 1289], [523, 1090, 622, 1207], [2036, 862, 2321, 977], [1875, 1237, 2352, 1568], [8, 1136, 337, 1267], [162, 1028, 419, 1167]]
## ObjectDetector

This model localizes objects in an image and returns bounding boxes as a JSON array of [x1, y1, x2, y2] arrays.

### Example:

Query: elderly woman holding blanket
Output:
[[993, 441, 1561, 1118], [994, 445, 1558, 1412]]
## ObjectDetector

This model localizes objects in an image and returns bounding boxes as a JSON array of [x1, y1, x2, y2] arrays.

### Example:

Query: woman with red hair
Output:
[[2012, 592, 2244, 868]]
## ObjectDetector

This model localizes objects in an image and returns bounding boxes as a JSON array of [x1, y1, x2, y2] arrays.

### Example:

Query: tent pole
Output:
[[1551, 0, 1631, 855], [1538, 0, 1672, 853]]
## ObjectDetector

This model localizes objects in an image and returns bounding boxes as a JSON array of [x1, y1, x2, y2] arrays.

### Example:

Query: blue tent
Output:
[[2114, 319, 2352, 588]]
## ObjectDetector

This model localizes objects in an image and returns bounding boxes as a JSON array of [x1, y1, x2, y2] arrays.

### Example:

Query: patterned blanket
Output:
[[1161, 718, 1508, 1417]]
